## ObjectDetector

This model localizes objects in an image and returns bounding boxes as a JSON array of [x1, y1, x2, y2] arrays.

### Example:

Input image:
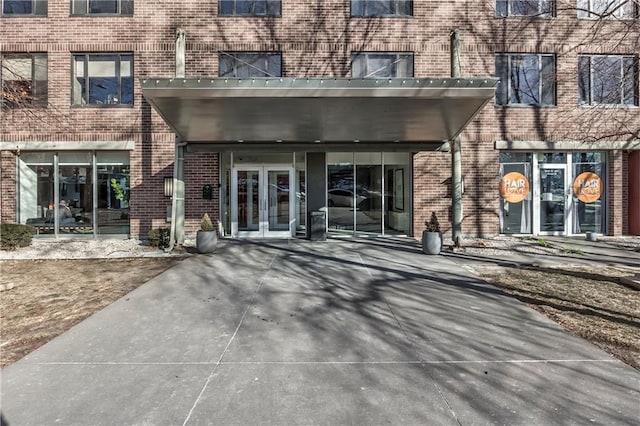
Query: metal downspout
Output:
[[450, 29, 463, 247], [167, 28, 186, 252]]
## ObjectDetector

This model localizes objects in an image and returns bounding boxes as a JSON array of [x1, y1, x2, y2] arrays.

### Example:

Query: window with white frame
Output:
[[2, 0, 47, 15], [496, 0, 555, 17], [219, 52, 282, 77], [1, 53, 47, 107], [351, 53, 414, 78], [495, 54, 556, 106], [577, 0, 638, 19], [578, 55, 639, 106], [351, 1, 412, 17], [71, 0, 133, 15], [219, 0, 281, 16], [73, 54, 133, 106]]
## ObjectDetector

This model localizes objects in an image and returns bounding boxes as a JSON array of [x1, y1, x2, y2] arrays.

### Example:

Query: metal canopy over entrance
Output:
[[141, 77, 498, 145]]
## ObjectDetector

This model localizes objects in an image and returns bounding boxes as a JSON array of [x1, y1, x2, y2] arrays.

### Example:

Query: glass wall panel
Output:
[[328, 153, 355, 233], [355, 152, 382, 235], [295, 152, 306, 233], [19, 153, 54, 234], [58, 152, 93, 234], [499, 153, 532, 234], [96, 159, 129, 235], [238, 170, 260, 231], [384, 152, 411, 235], [572, 152, 605, 234], [267, 169, 290, 231]]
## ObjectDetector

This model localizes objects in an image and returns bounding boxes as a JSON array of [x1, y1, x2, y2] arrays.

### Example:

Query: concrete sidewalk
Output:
[[1, 239, 639, 425]]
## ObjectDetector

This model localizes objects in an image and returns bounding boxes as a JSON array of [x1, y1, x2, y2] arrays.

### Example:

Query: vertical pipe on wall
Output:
[[450, 29, 463, 247]]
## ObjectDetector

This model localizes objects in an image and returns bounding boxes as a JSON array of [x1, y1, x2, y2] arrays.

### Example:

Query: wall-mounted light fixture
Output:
[[164, 177, 173, 197]]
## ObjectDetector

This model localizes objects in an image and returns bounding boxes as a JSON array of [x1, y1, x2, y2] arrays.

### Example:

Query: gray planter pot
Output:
[[196, 230, 217, 254], [586, 232, 599, 242], [422, 231, 442, 255]]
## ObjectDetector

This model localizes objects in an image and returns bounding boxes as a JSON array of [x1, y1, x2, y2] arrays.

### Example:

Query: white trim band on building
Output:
[[495, 140, 640, 151]]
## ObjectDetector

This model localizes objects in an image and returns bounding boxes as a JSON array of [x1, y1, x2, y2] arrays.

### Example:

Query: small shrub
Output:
[[424, 212, 441, 233], [200, 213, 214, 232], [148, 228, 170, 249], [0, 223, 36, 251]]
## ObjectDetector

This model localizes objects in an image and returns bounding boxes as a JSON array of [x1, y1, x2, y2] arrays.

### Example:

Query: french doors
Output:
[[231, 166, 294, 238]]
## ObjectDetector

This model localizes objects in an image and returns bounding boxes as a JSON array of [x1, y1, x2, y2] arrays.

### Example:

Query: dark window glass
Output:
[[577, 0, 637, 19], [496, 0, 555, 17], [2, 0, 47, 15], [73, 54, 133, 106], [351, 53, 414, 78], [495, 54, 556, 106], [219, 53, 282, 77], [72, 0, 133, 15], [351, 1, 412, 16], [1, 53, 47, 108], [578, 55, 638, 106], [219, 0, 281, 16], [90, 0, 117, 13]]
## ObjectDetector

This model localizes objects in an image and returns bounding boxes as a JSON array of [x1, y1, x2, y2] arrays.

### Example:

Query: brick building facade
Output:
[[1, 1, 639, 240]]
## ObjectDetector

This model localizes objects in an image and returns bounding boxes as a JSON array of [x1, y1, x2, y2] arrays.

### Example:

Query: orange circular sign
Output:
[[500, 172, 530, 203], [573, 172, 602, 203]]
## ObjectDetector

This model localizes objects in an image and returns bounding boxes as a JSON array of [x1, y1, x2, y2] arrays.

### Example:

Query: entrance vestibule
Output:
[[221, 151, 412, 238]]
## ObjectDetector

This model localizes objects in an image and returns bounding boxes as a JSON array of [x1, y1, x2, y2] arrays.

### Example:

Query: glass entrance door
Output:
[[231, 166, 294, 238], [538, 165, 568, 234]]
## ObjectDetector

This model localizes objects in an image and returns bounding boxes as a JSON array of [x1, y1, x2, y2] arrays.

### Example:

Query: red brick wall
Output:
[[2, 1, 638, 237], [0, 152, 17, 224]]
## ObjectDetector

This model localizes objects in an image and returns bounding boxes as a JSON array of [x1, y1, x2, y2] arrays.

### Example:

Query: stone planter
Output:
[[421, 231, 442, 255], [196, 230, 217, 254]]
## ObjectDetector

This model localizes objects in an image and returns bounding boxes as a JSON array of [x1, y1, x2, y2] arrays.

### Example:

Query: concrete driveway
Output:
[[1, 239, 639, 425]]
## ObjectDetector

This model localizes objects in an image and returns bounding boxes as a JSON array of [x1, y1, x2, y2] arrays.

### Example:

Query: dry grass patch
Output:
[[479, 266, 640, 369], [0, 258, 182, 368]]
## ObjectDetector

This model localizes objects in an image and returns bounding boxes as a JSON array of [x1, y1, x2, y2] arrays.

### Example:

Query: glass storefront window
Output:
[[500, 151, 607, 236], [18, 151, 129, 237], [328, 152, 411, 236]]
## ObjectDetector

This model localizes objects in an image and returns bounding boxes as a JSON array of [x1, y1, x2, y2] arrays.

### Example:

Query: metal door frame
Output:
[[230, 165, 295, 238], [534, 162, 571, 236]]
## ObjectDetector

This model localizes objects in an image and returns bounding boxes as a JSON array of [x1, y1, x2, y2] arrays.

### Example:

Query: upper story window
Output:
[[1, 53, 47, 108], [495, 54, 556, 106], [351, 53, 414, 78], [351, 1, 413, 17], [579, 55, 638, 106], [71, 0, 133, 15], [496, 0, 555, 17], [219, 52, 282, 77], [577, 0, 638, 19], [219, 0, 281, 16], [2, 0, 47, 16], [72, 54, 133, 106]]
